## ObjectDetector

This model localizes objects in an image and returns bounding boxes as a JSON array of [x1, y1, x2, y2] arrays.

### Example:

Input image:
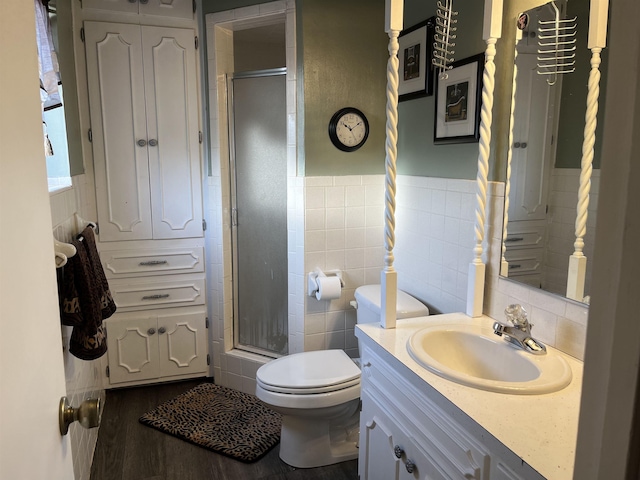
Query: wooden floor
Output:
[[90, 378, 359, 480]]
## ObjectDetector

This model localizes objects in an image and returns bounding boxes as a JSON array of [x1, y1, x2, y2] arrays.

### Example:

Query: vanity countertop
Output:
[[356, 312, 583, 480]]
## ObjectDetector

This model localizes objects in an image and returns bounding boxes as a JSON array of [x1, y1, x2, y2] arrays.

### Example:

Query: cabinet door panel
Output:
[[360, 391, 447, 480], [142, 26, 203, 240], [83, 0, 193, 18], [106, 315, 159, 384], [141, 0, 194, 19], [85, 22, 153, 242], [157, 309, 207, 377], [82, 0, 138, 14]]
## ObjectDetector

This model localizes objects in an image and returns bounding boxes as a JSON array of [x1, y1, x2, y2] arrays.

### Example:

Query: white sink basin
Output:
[[407, 323, 572, 394]]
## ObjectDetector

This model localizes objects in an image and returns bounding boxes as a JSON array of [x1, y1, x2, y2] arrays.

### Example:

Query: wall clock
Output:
[[328, 107, 370, 152]]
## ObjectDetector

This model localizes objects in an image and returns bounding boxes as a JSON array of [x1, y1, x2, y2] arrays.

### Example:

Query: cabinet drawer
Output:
[[109, 276, 205, 311], [101, 247, 204, 279], [504, 248, 543, 275]]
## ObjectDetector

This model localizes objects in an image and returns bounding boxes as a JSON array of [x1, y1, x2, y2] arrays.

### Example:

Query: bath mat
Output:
[[139, 383, 281, 463]]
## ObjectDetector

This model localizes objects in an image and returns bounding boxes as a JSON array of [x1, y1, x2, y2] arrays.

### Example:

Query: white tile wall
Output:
[[303, 175, 386, 358], [50, 177, 104, 480], [392, 176, 590, 361], [481, 172, 590, 360], [544, 168, 600, 298]]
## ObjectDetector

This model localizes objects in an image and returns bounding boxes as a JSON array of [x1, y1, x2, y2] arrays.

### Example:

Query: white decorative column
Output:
[[501, 27, 523, 277], [380, 0, 403, 329], [467, 0, 503, 317], [566, 0, 609, 302]]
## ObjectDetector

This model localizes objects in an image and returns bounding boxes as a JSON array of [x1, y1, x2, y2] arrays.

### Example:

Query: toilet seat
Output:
[[257, 349, 361, 392], [256, 376, 360, 395]]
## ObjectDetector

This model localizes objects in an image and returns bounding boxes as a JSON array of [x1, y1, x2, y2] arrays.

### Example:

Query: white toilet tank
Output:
[[354, 285, 429, 325]]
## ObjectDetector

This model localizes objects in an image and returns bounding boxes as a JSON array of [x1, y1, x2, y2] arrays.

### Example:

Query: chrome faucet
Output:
[[492, 304, 547, 355]]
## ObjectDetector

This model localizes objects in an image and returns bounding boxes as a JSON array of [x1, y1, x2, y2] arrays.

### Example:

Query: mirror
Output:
[[501, 0, 607, 304]]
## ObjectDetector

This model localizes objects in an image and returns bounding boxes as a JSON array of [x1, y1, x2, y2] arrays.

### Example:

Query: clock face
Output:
[[328, 107, 369, 152]]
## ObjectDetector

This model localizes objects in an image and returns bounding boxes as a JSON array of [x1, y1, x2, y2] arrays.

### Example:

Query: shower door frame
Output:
[[227, 68, 288, 358]]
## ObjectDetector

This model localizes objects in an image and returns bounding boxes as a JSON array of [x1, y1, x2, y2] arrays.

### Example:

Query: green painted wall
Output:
[[555, 0, 608, 169], [398, 1, 488, 180], [200, 0, 524, 181], [299, 0, 388, 176], [202, 0, 266, 15]]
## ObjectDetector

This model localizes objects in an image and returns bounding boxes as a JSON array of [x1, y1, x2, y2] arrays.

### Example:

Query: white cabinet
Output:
[[85, 21, 203, 242], [82, 0, 194, 20], [506, 52, 558, 286], [105, 306, 208, 385], [358, 344, 543, 480], [99, 244, 209, 386]]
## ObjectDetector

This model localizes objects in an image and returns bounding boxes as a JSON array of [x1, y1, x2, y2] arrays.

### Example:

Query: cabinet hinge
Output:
[[106, 365, 110, 378], [80, 27, 85, 43], [202, 219, 207, 231], [205, 317, 209, 328], [207, 354, 211, 366], [88, 128, 92, 143], [199, 130, 203, 144], [195, 35, 199, 50], [192, 0, 197, 13]]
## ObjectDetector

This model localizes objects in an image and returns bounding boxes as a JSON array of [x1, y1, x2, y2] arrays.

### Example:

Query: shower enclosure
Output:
[[228, 69, 288, 356]]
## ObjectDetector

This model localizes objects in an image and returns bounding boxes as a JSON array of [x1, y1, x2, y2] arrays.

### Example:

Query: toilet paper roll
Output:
[[315, 276, 342, 300]]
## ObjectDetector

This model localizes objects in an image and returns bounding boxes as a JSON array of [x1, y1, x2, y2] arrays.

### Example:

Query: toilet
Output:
[[255, 285, 429, 468]]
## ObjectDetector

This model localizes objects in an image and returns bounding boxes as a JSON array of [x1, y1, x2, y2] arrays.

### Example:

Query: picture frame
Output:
[[398, 17, 435, 101], [433, 53, 485, 144]]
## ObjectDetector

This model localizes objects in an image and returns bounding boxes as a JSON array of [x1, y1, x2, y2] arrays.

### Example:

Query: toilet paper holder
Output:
[[307, 268, 343, 297]]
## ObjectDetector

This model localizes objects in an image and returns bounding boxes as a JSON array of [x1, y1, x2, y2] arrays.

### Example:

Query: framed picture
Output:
[[433, 53, 484, 144], [398, 17, 435, 101]]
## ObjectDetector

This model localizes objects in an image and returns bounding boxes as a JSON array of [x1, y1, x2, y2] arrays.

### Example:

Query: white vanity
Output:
[[356, 313, 583, 480]]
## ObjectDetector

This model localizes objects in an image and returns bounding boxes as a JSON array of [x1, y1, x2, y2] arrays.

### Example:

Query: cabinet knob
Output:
[[147, 328, 156, 335], [521, 142, 528, 148], [148, 139, 158, 147], [139, 0, 149, 4], [158, 327, 166, 334], [393, 445, 404, 459], [405, 460, 416, 474], [513, 142, 521, 148], [137, 139, 147, 147], [128, 0, 136, 3]]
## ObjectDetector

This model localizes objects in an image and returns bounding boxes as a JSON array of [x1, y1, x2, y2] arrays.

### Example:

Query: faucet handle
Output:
[[504, 304, 529, 328]]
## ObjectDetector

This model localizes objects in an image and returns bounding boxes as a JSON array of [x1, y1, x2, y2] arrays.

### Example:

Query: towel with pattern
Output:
[[57, 226, 116, 360]]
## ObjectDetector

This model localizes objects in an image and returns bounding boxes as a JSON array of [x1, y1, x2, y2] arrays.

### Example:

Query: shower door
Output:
[[229, 69, 288, 356]]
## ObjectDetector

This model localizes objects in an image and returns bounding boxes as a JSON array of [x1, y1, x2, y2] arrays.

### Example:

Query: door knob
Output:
[[59, 397, 101, 435]]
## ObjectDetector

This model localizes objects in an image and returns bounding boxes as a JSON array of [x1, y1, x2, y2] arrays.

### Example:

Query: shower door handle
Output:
[[231, 208, 238, 227]]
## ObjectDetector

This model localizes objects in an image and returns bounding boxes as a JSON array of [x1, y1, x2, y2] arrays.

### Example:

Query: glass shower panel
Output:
[[231, 72, 288, 355]]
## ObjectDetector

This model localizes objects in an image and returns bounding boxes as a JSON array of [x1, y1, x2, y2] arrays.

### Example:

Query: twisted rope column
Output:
[[501, 39, 519, 277], [380, 28, 400, 329], [467, 39, 497, 317], [567, 48, 601, 301]]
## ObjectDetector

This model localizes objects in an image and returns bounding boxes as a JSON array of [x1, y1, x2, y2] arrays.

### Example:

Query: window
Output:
[[43, 85, 72, 191]]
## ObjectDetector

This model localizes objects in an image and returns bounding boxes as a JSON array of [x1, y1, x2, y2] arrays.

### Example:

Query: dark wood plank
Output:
[[90, 379, 358, 480]]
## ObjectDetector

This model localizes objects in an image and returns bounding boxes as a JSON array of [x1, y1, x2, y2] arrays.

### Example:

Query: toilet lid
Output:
[[355, 284, 429, 318], [256, 350, 361, 391]]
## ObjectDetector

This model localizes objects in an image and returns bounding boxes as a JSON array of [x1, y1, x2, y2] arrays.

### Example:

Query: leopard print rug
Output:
[[139, 383, 281, 463]]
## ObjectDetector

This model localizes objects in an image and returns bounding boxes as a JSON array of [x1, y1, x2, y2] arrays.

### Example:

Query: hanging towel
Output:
[[56, 226, 116, 360], [78, 225, 117, 320]]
